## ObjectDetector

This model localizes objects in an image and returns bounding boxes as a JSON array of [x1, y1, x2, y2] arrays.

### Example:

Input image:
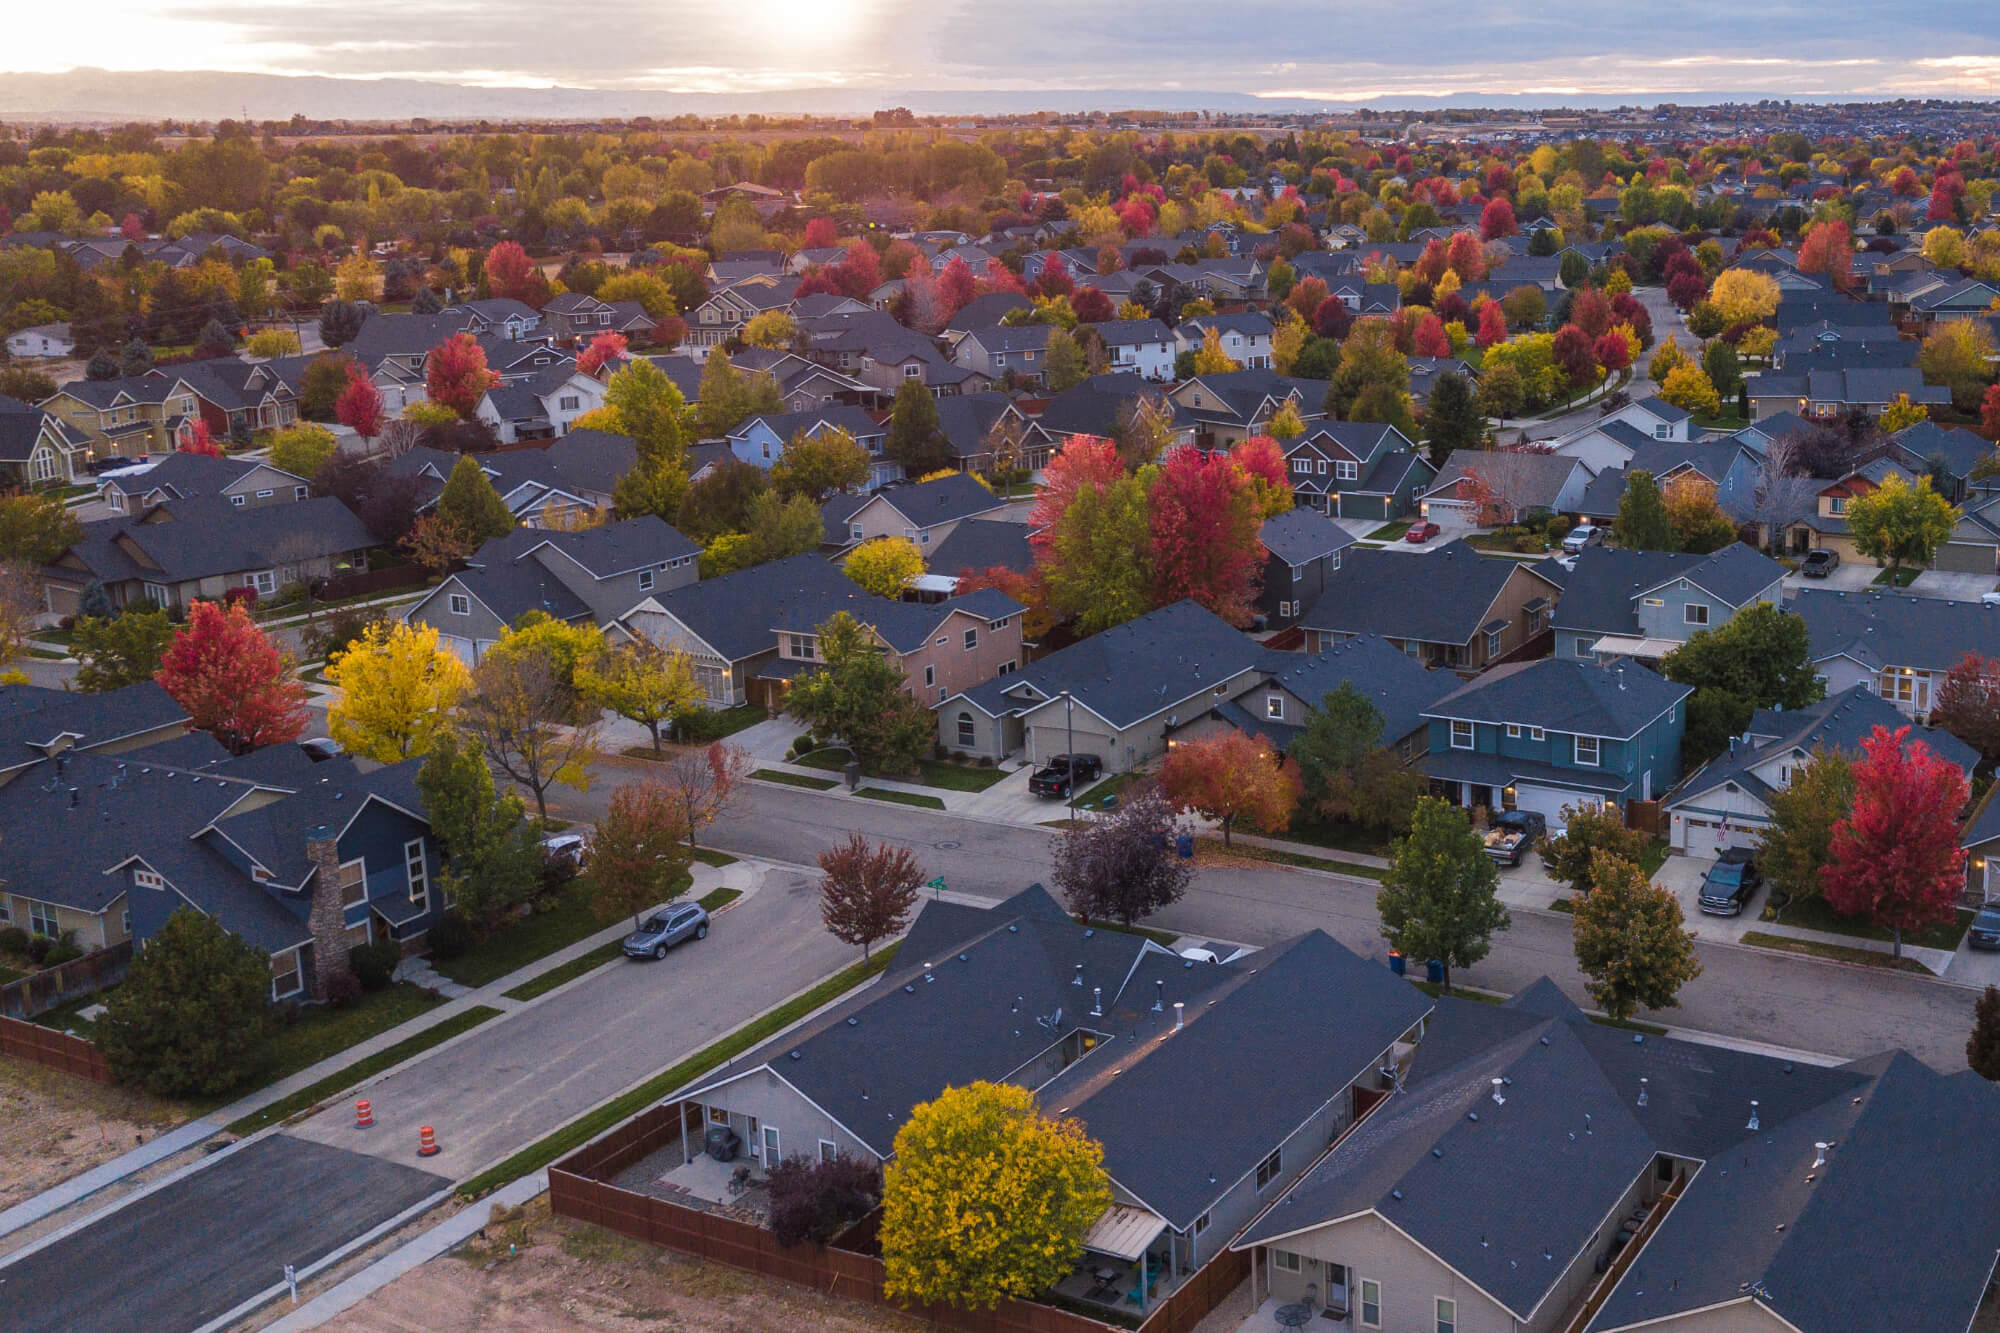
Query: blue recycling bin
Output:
[[1101, 793, 1118, 811], [1176, 834, 1194, 859], [1426, 959, 1445, 984], [1388, 951, 1406, 976]]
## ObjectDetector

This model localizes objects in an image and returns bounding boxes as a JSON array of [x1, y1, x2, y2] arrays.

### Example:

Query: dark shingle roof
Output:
[[1302, 542, 1559, 646], [1257, 634, 1455, 745], [1427, 659, 1690, 738], [0, 681, 187, 774], [1259, 509, 1356, 566], [1674, 685, 1975, 807], [474, 515, 699, 579], [873, 473, 1005, 529], [1791, 588, 2000, 673], [928, 518, 1034, 578], [52, 496, 372, 586], [635, 553, 856, 662]]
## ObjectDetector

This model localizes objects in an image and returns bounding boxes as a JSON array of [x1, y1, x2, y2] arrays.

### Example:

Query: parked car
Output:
[[1482, 810, 1548, 866], [1982, 590, 2000, 608], [539, 831, 589, 867], [299, 737, 344, 763], [1801, 549, 1840, 578], [622, 902, 711, 959], [1405, 521, 1441, 544], [1029, 753, 1104, 799], [1698, 849, 1762, 916], [1968, 903, 2000, 951], [1562, 524, 1605, 555]]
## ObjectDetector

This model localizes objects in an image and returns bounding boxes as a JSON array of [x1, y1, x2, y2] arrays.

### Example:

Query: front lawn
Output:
[[1871, 565, 1923, 588], [1198, 837, 1387, 880], [856, 787, 947, 810], [1771, 897, 1972, 951], [1367, 520, 1414, 541], [255, 982, 447, 1092], [1075, 770, 1143, 809], [434, 875, 689, 989], [1740, 931, 1937, 974], [226, 1003, 502, 1135], [795, 750, 1007, 792], [675, 703, 768, 742], [1285, 816, 1392, 859], [751, 768, 838, 790]]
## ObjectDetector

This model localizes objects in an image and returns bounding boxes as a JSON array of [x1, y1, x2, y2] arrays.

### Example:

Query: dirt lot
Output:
[[321, 1198, 919, 1333], [0, 1059, 183, 1212]]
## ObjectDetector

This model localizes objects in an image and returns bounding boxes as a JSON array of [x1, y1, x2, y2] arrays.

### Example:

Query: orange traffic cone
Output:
[[417, 1124, 439, 1157], [355, 1099, 373, 1129]]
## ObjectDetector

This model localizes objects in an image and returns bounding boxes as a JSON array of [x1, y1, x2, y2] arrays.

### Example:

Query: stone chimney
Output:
[[304, 824, 353, 1002]]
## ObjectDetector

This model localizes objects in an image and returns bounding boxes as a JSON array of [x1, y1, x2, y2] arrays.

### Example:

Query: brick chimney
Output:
[[304, 824, 353, 1002]]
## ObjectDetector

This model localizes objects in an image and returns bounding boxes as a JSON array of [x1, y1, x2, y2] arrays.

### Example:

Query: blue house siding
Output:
[[1426, 706, 1686, 799], [337, 802, 445, 943]]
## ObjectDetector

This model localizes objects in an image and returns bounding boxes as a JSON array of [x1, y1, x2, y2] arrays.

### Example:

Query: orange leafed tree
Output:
[[1146, 448, 1264, 625], [484, 240, 540, 303], [156, 600, 309, 754], [426, 332, 498, 419], [180, 419, 223, 457], [577, 330, 629, 376], [1159, 731, 1301, 846], [1028, 435, 1122, 552], [1797, 220, 1854, 292]]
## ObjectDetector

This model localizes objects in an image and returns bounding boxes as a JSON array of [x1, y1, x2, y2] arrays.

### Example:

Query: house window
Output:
[[1273, 1250, 1301, 1273], [1360, 1280, 1381, 1327], [1641, 598, 1664, 607], [1506, 724, 1521, 739], [449, 593, 471, 616], [405, 840, 428, 911], [1878, 668, 1916, 702], [1575, 736, 1601, 767], [819, 1139, 838, 1162], [294, 485, 308, 500], [1255, 1148, 1282, 1191], [1450, 720, 1474, 750], [248, 570, 277, 595], [1530, 726, 1545, 742], [1685, 603, 1710, 626], [924, 664, 936, 687], [144, 583, 170, 607], [791, 635, 816, 660], [134, 869, 164, 890], [1436, 1298, 1457, 1333], [1331, 551, 1342, 570], [1336, 460, 1358, 481], [272, 950, 302, 1000], [1654, 425, 1669, 439], [903, 364, 921, 378], [255, 489, 274, 499], [850, 523, 865, 540], [1486, 628, 1503, 657], [1291, 457, 1309, 474], [963, 628, 978, 651], [230, 494, 246, 507], [956, 712, 976, 747], [998, 660, 1016, 675], [1193, 1212, 1211, 1236], [1317, 458, 1328, 474], [28, 901, 60, 937], [1829, 495, 1847, 515], [638, 569, 655, 591], [338, 858, 367, 908], [559, 395, 580, 411]]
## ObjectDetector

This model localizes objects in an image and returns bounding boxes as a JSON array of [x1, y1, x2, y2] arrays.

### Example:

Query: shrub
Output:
[[43, 936, 83, 966], [323, 969, 363, 1008], [0, 924, 28, 955], [349, 940, 401, 991], [1547, 515, 1573, 542], [221, 585, 257, 612], [25, 934, 52, 964], [96, 908, 278, 1097], [767, 1153, 882, 1248], [427, 910, 472, 959]]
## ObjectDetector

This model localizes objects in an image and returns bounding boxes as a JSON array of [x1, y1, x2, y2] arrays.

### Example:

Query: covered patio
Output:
[[1047, 1203, 1187, 1316]]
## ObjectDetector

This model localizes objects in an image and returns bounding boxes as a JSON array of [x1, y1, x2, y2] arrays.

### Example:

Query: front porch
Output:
[[1047, 1205, 1192, 1318]]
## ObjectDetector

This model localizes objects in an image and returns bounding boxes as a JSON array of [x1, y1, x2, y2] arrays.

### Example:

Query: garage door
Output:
[[1933, 542, 1997, 574], [1422, 498, 1473, 520], [1513, 785, 1601, 830], [1675, 816, 1760, 853]]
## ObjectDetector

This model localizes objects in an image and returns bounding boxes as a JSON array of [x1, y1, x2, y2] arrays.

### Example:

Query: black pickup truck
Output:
[[1029, 753, 1104, 799]]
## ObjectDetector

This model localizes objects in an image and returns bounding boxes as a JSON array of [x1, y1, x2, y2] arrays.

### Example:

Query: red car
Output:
[[1405, 521, 1441, 544]]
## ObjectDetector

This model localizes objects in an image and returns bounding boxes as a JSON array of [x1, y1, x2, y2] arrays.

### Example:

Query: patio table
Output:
[[1275, 1303, 1313, 1329]]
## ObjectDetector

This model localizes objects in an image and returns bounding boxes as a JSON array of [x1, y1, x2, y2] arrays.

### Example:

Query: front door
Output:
[[762, 1125, 781, 1166]]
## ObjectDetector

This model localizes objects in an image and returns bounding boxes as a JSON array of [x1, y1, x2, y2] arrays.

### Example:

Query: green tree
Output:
[[1044, 473, 1153, 634], [268, 423, 339, 480], [698, 491, 821, 576], [880, 1082, 1112, 1312], [97, 909, 278, 1097], [1324, 319, 1411, 422], [435, 455, 516, 542], [1541, 802, 1650, 895], [1474, 362, 1525, 422], [1423, 371, 1482, 466], [1043, 326, 1089, 392], [1661, 603, 1824, 767], [577, 641, 702, 755], [72, 609, 174, 692], [1701, 339, 1742, 400], [602, 356, 695, 469], [415, 730, 542, 931], [1571, 852, 1702, 1021], [1376, 796, 1509, 991], [1844, 473, 1960, 578], [787, 612, 935, 774], [770, 426, 870, 503], [692, 350, 776, 439], [611, 457, 690, 522], [886, 377, 952, 476], [0, 492, 81, 565], [1756, 748, 1854, 910], [1290, 682, 1384, 804], [675, 456, 768, 543], [1614, 469, 1678, 551]]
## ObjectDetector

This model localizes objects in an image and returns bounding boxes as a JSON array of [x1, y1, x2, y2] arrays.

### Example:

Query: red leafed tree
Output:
[[1231, 435, 1290, 498], [1930, 652, 2000, 763], [1070, 286, 1114, 323], [1552, 324, 1599, 389], [1797, 220, 1853, 291], [156, 600, 309, 754], [1028, 435, 1123, 551], [180, 419, 223, 456], [1594, 330, 1633, 373], [903, 267, 949, 335], [1453, 466, 1510, 526], [426, 332, 498, 419], [1929, 180, 1961, 222], [1821, 725, 1968, 955], [484, 241, 538, 302], [1411, 240, 1449, 287], [120, 212, 146, 241], [982, 257, 1026, 296], [1890, 166, 1921, 197], [1475, 299, 1508, 349], [801, 216, 839, 249], [953, 563, 1052, 639], [1159, 731, 1301, 847], [1413, 313, 1452, 358], [817, 833, 923, 960], [1444, 231, 1488, 280], [1287, 276, 1330, 323], [1312, 295, 1353, 340], [937, 255, 978, 314], [833, 240, 882, 299], [576, 330, 629, 376], [1569, 287, 1613, 340], [335, 365, 385, 440], [1666, 268, 1709, 310], [1982, 384, 2000, 441], [658, 741, 750, 848], [1146, 448, 1264, 625], [1479, 197, 1517, 240]]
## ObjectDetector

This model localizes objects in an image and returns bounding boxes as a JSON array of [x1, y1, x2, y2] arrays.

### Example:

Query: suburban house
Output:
[[1745, 366, 1951, 422], [940, 600, 1263, 766], [1169, 371, 1329, 447], [1551, 544, 1786, 663], [677, 884, 1432, 1316], [1301, 542, 1563, 673], [541, 292, 644, 345], [483, 429, 641, 527], [1236, 980, 2000, 1333], [819, 473, 1005, 555], [0, 401, 89, 486], [762, 586, 1024, 709], [1420, 451, 1592, 526], [404, 517, 700, 664], [450, 297, 544, 341], [1258, 508, 1356, 629], [1664, 685, 1974, 855], [1594, 395, 1693, 444], [0, 680, 189, 787], [1175, 313, 1275, 370], [474, 363, 608, 444], [1090, 319, 1180, 380], [949, 323, 1057, 384], [6, 322, 74, 358], [1789, 588, 2000, 719], [1568, 440, 1767, 531], [1768, 457, 1928, 565], [1422, 658, 1692, 820], [933, 392, 1044, 478], [727, 405, 890, 484], [1034, 375, 1196, 461], [926, 518, 1035, 584], [177, 358, 303, 442], [41, 495, 374, 615], [1282, 424, 1435, 520], [1550, 418, 1664, 475], [40, 372, 204, 461], [97, 452, 311, 515], [1166, 635, 1452, 763]]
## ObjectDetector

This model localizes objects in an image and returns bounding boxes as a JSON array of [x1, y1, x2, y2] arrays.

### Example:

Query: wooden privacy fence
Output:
[[0, 1014, 110, 1082], [0, 941, 132, 1020], [1624, 800, 1663, 838], [551, 1101, 1248, 1333]]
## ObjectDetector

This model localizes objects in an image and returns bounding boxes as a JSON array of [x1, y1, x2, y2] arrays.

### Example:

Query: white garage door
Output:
[[1422, 498, 1473, 520], [1676, 816, 1760, 854], [1514, 785, 1602, 831]]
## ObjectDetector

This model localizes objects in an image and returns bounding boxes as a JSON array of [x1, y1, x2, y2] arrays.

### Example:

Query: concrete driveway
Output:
[[1656, 852, 1762, 942], [1781, 561, 1876, 594], [1907, 570, 1998, 602]]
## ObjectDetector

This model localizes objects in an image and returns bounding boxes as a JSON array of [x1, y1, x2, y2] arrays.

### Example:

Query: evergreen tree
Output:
[[886, 377, 951, 476], [1377, 797, 1509, 991], [1614, 469, 1677, 551], [435, 455, 515, 542], [1423, 371, 1482, 466], [97, 909, 278, 1096]]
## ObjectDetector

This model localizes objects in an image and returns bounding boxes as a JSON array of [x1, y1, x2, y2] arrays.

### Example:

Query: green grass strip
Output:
[[689, 847, 738, 868], [225, 1005, 504, 1137], [698, 887, 742, 912], [856, 787, 946, 810], [1200, 837, 1387, 881], [751, 768, 838, 790], [457, 945, 900, 1201]]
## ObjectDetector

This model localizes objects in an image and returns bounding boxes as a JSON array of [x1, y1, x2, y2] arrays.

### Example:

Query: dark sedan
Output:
[[1968, 903, 2000, 951], [1698, 849, 1762, 916]]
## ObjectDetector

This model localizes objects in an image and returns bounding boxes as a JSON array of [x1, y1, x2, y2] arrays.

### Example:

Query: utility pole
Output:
[[1061, 689, 1076, 823]]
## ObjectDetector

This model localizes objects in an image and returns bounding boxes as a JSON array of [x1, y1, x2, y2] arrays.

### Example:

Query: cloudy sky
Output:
[[7, 0, 2000, 101]]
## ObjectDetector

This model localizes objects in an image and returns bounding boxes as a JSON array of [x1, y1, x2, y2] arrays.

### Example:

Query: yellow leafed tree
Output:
[[844, 536, 926, 598], [325, 621, 471, 763], [1191, 326, 1241, 374], [577, 640, 703, 755]]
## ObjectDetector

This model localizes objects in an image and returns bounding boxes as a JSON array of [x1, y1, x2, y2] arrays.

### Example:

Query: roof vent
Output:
[[1633, 1033, 1644, 1044], [1173, 1001, 1184, 1032], [1430, 1148, 1441, 1159], [923, 962, 934, 983], [1539, 1035, 1549, 1046], [1083, 929, 1094, 938], [846, 1017, 858, 1027], [1491, 1078, 1506, 1107], [1007, 924, 1017, 932], [957, 953, 968, 963], [1746, 1100, 1760, 1132], [1390, 1189, 1403, 1201], [1467, 1111, 1480, 1122], [903, 984, 915, 994], [1152, 980, 1164, 1013], [789, 1050, 801, 1061], [1091, 986, 1103, 1017], [1813, 1141, 1829, 1168], [1074, 963, 1084, 986], [1638, 1077, 1649, 1108]]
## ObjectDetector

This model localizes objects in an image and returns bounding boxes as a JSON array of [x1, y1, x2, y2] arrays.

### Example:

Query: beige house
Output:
[[42, 373, 203, 462], [821, 473, 1006, 555]]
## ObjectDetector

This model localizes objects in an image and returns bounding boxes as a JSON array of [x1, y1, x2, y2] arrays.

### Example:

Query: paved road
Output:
[[0, 1136, 447, 1333], [614, 779, 1990, 1073], [1520, 283, 1689, 441]]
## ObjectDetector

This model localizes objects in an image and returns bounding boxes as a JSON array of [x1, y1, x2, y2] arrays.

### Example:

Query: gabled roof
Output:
[[442, 557, 593, 627], [485, 429, 638, 504], [1790, 588, 2000, 673], [1631, 394, 1692, 424], [1259, 508, 1356, 565], [1255, 634, 1456, 744], [50, 495, 372, 586], [869, 473, 1006, 529], [1892, 419, 1995, 481], [1302, 542, 1560, 647], [733, 404, 884, 445], [928, 517, 1034, 578], [629, 553, 856, 662], [472, 514, 699, 580], [1426, 659, 1691, 739], [1423, 450, 1585, 510], [0, 681, 188, 775]]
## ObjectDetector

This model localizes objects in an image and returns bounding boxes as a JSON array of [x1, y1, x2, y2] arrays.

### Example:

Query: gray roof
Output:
[[1256, 634, 1456, 745], [634, 553, 856, 662], [769, 587, 1023, 655], [1425, 450, 1584, 511], [1427, 659, 1691, 739], [1790, 588, 2000, 673], [1643, 542, 1786, 608], [871, 473, 1006, 529], [98, 451, 300, 500], [1550, 547, 1700, 636], [485, 429, 638, 504], [928, 518, 1034, 578], [473, 515, 699, 579], [444, 557, 593, 627], [50, 495, 373, 587], [734, 404, 884, 446], [1259, 508, 1357, 565], [1892, 420, 1995, 481], [1302, 542, 1560, 647], [0, 681, 188, 775], [1632, 395, 1692, 424]]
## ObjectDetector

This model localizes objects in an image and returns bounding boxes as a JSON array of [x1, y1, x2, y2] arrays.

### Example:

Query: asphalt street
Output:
[[0, 1135, 447, 1333], [608, 779, 1992, 1073]]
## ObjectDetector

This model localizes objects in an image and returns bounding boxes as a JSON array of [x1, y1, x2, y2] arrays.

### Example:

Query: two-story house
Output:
[[763, 586, 1024, 709], [450, 298, 544, 341], [726, 406, 889, 482], [1770, 456, 1926, 563], [0, 401, 90, 486], [1420, 451, 1591, 527], [479, 429, 642, 528], [1089, 318, 1179, 380], [1745, 366, 1951, 423], [474, 363, 609, 444], [41, 372, 204, 461], [684, 276, 802, 358], [1281, 423, 1436, 520], [1422, 658, 1692, 822], [950, 323, 1055, 385], [819, 473, 1005, 556], [1301, 542, 1564, 673], [1169, 370, 1329, 448], [1665, 685, 1974, 854], [1551, 544, 1786, 664], [1175, 313, 1275, 370], [1258, 509, 1356, 628], [678, 883, 1431, 1318], [98, 451, 312, 516], [404, 517, 700, 664], [1790, 587, 2000, 720], [541, 292, 623, 345]]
